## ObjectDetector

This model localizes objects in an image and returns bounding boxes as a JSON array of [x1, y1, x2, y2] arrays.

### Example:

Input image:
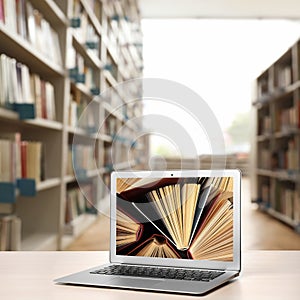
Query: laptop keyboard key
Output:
[[90, 265, 225, 282]]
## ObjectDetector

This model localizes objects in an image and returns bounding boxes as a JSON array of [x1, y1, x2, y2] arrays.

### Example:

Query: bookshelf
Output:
[[253, 38, 300, 233], [0, 0, 145, 250]]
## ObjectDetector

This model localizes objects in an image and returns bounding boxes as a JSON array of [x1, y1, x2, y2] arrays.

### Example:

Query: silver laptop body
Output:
[[55, 169, 241, 295]]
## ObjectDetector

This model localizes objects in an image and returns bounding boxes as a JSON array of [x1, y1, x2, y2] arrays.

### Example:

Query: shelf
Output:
[[102, 35, 120, 65], [62, 213, 98, 249], [0, 107, 19, 120], [36, 178, 61, 191], [0, 108, 63, 130], [99, 133, 113, 143], [30, 0, 68, 26], [256, 169, 299, 181], [106, 160, 136, 172], [274, 129, 300, 139], [102, 102, 137, 130], [254, 39, 300, 233], [67, 126, 98, 139], [80, 0, 102, 37], [102, 101, 123, 120], [71, 82, 94, 102], [21, 233, 57, 251], [72, 34, 103, 69], [103, 70, 127, 102], [259, 205, 299, 229], [254, 81, 300, 105], [64, 175, 76, 184], [64, 169, 99, 183], [103, 69, 118, 87], [0, 0, 144, 251], [24, 118, 63, 130], [0, 24, 64, 77], [257, 129, 300, 141], [257, 134, 272, 142]]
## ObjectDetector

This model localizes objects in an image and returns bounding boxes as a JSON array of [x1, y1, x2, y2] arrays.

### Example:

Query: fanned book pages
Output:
[[145, 183, 201, 250], [133, 235, 179, 259], [116, 209, 142, 248], [188, 195, 233, 261], [116, 176, 234, 261]]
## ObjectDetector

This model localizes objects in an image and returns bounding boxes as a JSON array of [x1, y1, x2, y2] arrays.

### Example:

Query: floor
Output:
[[66, 178, 300, 251]]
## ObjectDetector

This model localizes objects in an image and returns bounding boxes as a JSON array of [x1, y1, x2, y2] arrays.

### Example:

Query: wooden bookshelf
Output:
[[0, 0, 145, 250], [253, 38, 300, 233]]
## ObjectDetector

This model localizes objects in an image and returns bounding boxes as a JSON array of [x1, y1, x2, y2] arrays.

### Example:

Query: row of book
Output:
[[68, 48, 98, 92], [65, 184, 97, 226], [106, 54, 118, 80], [259, 149, 271, 170], [0, 133, 42, 183], [104, 142, 130, 169], [261, 183, 270, 204], [273, 139, 298, 171], [0, 215, 21, 251], [276, 65, 292, 88], [274, 184, 300, 222], [275, 106, 298, 132], [69, 90, 98, 131], [0, 0, 62, 65], [65, 188, 86, 225], [67, 144, 95, 175], [0, 53, 56, 120], [104, 145, 113, 168], [259, 143, 298, 171], [260, 183, 300, 223], [258, 115, 271, 136], [84, 0, 101, 12], [71, 1, 100, 57], [103, 114, 118, 136]]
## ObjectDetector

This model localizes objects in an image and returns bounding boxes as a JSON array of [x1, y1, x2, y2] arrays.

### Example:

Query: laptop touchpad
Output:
[[106, 277, 165, 289]]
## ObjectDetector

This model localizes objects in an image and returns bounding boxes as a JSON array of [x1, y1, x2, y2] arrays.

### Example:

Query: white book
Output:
[[51, 28, 62, 66], [21, 64, 33, 103], [0, 139, 11, 182], [9, 58, 18, 104], [45, 82, 56, 121], [10, 216, 21, 251], [40, 19, 51, 59], [0, 54, 3, 106], [0, 215, 13, 251], [0, 54, 8, 105], [26, 2, 36, 46], [10, 0, 17, 33], [30, 74, 42, 118], [15, 62, 24, 103], [26, 142, 42, 183], [34, 10, 44, 53], [69, 100, 78, 127]]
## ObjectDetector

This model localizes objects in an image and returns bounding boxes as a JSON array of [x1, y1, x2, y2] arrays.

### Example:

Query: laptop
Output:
[[55, 169, 241, 295]]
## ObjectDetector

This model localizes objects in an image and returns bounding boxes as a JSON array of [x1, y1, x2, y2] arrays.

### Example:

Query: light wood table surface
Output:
[[0, 251, 299, 299]]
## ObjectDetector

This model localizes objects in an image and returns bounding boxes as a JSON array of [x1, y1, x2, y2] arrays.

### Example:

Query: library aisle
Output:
[[67, 177, 300, 251]]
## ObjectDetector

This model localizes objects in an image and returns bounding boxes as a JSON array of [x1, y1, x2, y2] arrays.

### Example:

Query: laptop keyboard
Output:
[[90, 265, 225, 282]]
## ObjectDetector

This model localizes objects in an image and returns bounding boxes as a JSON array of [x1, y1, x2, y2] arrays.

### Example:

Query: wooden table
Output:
[[0, 251, 299, 299]]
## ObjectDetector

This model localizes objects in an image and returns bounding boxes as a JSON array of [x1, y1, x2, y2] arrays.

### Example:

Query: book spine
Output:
[[20, 141, 27, 178], [0, 0, 4, 22], [40, 80, 47, 119]]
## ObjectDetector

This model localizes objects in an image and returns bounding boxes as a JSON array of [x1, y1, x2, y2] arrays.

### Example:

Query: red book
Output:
[[0, 0, 4, 22], [20, 141, 27, 178]]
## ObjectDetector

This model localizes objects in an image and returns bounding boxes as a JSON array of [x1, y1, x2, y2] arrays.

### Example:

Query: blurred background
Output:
[[0, 0, 299, 251]]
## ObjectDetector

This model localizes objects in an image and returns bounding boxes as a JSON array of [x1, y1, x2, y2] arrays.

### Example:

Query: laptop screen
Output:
[[115, 176, 233, 262]]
